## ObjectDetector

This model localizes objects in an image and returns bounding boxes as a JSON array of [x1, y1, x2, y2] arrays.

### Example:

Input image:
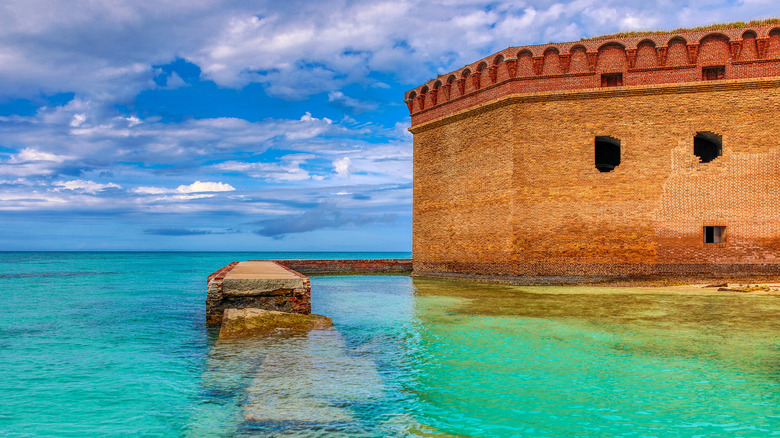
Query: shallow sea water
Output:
[[1, 252, 779, 437]]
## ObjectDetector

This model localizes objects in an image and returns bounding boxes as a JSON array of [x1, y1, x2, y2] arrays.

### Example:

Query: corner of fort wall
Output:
[[409, 25, 780, 282]]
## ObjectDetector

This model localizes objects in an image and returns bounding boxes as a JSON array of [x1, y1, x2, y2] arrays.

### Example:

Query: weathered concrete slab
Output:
[[222, 261, 305, 296]]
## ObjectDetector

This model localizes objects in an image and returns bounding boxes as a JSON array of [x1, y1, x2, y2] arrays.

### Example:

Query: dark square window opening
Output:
[[704, 226, 725, 244], [601, 73, 623, 87], [702, 66, 725, 81]]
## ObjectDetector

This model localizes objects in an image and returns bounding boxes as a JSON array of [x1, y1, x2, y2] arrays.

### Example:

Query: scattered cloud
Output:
[[251, 202, 396, 238], [161, 71, 187, 89], [55, 180, 121, 194], [70, 114, 87, 127], [129, 181, 235, 202], [0, 148, 74, 177], [143, 227, 238, 236], [216, 156, 316, 182], [333, 157, 351, 178], [0, 0, 775, 102], [132, 186, 168, 195], [176, 181, 235, 193], [9, 148, 70, 164], [328, 91, 378, 113], [170, 193, 215, 201], [0, 106, 348, 180], [285, 112, 334, 140]]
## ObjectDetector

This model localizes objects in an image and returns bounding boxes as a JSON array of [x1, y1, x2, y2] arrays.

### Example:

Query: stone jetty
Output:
[[206, 260, 312, 327], [206, 259, 412, 336]]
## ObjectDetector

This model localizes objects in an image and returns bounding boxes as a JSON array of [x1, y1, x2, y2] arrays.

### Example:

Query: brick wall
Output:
[[413, 106, 516, 275], [273, 259, 413, 275], [411, 78, 780, 281]]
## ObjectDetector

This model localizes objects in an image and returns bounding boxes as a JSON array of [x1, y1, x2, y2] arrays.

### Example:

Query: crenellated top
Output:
[[406, 24, 780, 123]]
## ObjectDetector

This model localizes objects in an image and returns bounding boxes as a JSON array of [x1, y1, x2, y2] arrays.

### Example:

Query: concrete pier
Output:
[[206, 261, 311, 326], [222, 261, 308, 296], [206, 258, 413, 327]]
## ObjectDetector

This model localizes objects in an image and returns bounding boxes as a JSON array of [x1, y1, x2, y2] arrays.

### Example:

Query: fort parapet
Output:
[[407, 24, 780, 282], [407, 25, 780, 124]]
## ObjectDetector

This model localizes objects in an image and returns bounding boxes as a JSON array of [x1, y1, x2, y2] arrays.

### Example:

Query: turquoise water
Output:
[[1, 252, 779, 437]]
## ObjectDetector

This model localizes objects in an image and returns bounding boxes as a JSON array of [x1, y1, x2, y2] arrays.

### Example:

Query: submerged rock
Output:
[[219, 308, 333, 339]]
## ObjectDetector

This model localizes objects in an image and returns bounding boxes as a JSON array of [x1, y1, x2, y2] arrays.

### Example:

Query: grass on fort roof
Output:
[[581, 17, 780, 41]]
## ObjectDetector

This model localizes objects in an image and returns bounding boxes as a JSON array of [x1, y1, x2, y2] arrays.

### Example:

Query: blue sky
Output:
[[0, 0, 777, 251]]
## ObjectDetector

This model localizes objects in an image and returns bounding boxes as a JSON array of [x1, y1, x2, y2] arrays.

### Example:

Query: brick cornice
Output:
[[409, 76, 780, 134]]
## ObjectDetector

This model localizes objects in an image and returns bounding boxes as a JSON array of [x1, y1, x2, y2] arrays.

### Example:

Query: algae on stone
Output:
[[219, 308, 333, 339]]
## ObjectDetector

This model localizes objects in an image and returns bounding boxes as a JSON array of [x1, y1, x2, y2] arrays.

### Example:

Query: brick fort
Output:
[[406, 23, 780, 282]]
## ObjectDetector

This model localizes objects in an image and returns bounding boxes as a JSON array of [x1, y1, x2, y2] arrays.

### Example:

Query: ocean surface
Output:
[[1, 252, 779, 437]]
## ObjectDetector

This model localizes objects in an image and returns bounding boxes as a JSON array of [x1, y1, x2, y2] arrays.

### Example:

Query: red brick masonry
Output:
[[407, 25, 780, 125], [205, 261, 241, 326], [407, 24, 780, 283], [274, 258, 413, 275], [273, 261, 313, 315]]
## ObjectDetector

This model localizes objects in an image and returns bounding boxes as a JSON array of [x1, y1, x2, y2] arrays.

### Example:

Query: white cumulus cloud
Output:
[[131, 181, 236, 196], [334, 157, 352, 178], [176, 181, 236, 193]]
